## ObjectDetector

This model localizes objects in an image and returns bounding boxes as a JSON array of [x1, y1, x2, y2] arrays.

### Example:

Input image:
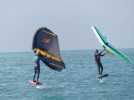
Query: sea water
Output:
[[0, 49, 134, 100]]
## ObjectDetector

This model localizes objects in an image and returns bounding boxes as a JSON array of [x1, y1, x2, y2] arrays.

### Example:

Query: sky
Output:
[[0, 0, 134, 52]]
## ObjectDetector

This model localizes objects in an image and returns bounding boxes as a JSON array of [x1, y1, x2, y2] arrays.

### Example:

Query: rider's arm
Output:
[[99, 49, 106, 56], [101, 53, 105, 56]]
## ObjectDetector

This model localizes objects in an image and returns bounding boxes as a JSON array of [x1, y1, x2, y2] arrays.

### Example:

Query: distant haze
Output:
[[0, 0, 134, 52]]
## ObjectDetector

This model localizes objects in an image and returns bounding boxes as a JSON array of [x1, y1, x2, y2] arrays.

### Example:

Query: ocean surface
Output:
[[0, 49, 134, 100]]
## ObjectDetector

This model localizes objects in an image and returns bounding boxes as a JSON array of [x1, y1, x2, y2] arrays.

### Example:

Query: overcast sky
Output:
[[0, 0, 134, 52]]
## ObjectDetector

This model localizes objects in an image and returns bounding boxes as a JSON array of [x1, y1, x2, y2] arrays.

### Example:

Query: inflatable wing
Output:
[[91, 25, 131, 64], [33, 27, 65, 71]]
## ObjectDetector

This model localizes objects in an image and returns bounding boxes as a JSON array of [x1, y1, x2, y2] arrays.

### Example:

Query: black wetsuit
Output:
[[94, 50, 105, 75], [33, 56, 41, 82]]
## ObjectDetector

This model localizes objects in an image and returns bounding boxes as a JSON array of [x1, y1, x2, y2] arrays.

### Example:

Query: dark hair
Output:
[[96, 49, 99, 53]]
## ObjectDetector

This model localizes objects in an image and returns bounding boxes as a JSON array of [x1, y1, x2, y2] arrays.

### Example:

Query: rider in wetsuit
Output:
[[94, 49, 105, 75], [33, 50, 41, 84]]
